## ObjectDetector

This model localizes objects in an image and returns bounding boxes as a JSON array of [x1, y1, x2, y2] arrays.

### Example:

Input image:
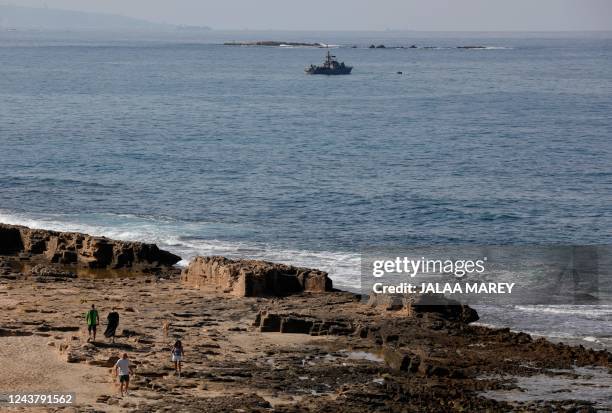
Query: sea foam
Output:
[[0, 209, 361, 291]]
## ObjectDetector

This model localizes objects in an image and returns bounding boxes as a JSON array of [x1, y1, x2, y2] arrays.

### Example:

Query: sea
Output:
[[1, 30, 611, 349]]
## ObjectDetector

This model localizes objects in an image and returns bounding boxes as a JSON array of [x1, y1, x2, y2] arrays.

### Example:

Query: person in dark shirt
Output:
[[104, 309, 120, 343]]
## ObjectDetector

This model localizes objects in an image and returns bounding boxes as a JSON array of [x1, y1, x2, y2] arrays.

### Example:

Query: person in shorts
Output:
[[85, 304, 100, 342], [171, 340, 185, 377], [114, 353, 133, 396]]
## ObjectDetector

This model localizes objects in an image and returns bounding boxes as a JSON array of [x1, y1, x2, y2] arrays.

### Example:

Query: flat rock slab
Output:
[[181, 256, 333, 297]]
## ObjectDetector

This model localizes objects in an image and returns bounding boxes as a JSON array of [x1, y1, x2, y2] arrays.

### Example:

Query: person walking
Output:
[[85, 304, 100, 342], [114, 353, 133, 397], [104, 309, 120, 343], [171, 340, 185, 377]]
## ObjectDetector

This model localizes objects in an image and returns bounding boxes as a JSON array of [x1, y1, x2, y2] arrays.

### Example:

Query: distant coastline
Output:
[[222, 40, 507, 50], [0, 4, 210, 32]]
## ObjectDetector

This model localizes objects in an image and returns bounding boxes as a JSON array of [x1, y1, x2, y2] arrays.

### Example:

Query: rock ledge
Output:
[[181, 256, 333, 297], [0, 223, 181, 269]]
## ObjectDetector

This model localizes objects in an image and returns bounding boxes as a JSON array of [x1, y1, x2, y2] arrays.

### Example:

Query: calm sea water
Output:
[[1, 30, 611, 347]]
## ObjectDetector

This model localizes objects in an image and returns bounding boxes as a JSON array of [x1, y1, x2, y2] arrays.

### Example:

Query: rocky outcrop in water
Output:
[[181, 256, 333, 297], [224, 41, 325, 47], [0, 223, 181, 269]]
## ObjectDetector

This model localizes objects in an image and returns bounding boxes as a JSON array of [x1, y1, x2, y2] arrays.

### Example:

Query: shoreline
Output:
[[0, 223, 611, 411], [0, 217, 609, 350]]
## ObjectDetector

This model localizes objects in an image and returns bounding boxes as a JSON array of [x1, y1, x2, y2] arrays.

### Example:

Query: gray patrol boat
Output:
[[305, 51, 352, 75]]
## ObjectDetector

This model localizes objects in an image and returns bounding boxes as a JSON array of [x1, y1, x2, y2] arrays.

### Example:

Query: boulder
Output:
[[368, 292, 479, 323], [29, 264, 76, 279], [0, 225, 23, 254], [280, 317, 314, 334], [257, 312, 282, 332], [382, 347, 420, 372], [181, 256, 333, 297], [412, 294, 479, 323], [0, 223, 181, 269], [254, 311, 355, 336], [88, 356, 120, 368]]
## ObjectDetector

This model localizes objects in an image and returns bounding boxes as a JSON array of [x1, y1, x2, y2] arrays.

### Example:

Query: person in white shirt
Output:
[[114, 353, 133, 396]]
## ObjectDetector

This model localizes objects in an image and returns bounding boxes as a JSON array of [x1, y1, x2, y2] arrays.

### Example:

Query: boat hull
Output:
[[305, 67, 353, 75]]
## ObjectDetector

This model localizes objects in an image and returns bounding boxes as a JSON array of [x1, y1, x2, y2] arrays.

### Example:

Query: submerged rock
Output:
[[0, 223, 181, 269], [181, 256, 333, 297]]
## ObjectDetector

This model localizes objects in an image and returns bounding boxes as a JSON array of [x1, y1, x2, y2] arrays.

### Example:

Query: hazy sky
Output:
[[9, 0, 612, 31]]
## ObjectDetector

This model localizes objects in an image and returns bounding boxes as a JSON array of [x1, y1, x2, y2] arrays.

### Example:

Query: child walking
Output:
[[171, 340, 185, 377]]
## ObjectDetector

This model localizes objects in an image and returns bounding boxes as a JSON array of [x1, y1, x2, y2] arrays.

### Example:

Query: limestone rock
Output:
[[88, 356, 120, 368], [29, 264, 76, 279], [254, 311, 355, 336], [368, 292, 479, 323], [181, 256, 332, 297], [412, 294, 479, 323], [0, 223, 180, 269], [382, 347, 420, 372]]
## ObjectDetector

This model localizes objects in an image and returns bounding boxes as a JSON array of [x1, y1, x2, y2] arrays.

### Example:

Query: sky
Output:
[[6, 0, 612, 31]]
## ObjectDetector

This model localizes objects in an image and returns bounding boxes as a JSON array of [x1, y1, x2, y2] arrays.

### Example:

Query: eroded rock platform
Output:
[[0, 248, 610, 412]]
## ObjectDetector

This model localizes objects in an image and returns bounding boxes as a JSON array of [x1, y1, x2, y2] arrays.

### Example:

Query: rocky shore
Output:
[[0, 223, 181, 270], [0, 224, 610, 412]]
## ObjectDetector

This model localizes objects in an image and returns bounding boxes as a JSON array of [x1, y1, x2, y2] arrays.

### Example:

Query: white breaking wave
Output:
[[278, 43, 338, 48], [0, 210, 361, 290], [473, 323, 611, 347], [515, 305, 612, 318], [583, 336, 600, 343]]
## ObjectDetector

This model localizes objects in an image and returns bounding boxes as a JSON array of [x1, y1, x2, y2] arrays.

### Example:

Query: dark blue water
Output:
[[1, 31, 611, 345]]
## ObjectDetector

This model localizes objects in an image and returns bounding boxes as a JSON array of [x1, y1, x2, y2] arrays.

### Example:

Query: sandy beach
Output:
[[0, 335, 116, 411]]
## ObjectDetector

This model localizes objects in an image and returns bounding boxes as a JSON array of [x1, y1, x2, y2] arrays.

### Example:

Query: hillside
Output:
[[0, 4, 204, 31]]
